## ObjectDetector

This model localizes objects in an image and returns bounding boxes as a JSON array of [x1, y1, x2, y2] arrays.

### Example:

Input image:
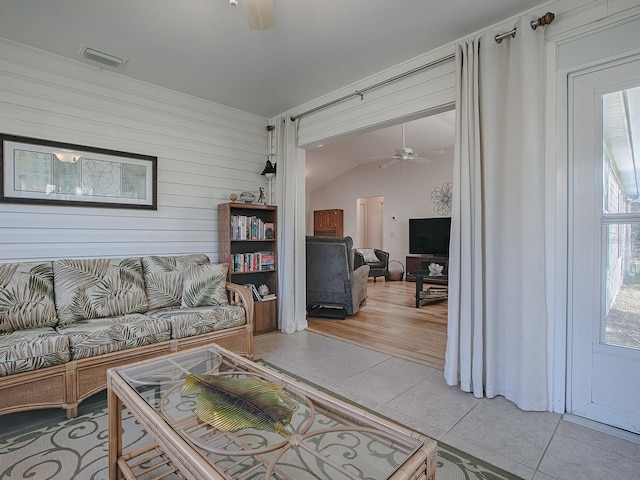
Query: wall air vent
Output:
[[80, 45, 128, 69]]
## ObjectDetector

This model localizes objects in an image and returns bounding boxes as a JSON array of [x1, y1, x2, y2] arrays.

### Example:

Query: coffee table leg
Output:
[[415, 277, 423, 308], [108, 386, 123, 480]]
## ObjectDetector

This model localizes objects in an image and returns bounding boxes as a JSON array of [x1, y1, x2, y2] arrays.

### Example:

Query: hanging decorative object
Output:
[[430, 183, 452, 216], [261, 125, 277, 205]]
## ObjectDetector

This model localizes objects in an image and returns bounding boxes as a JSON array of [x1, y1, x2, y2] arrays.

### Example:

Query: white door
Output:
[[356, 198, 367, 248], [569, 57, 640, 433], [356, 196, 384, 249]]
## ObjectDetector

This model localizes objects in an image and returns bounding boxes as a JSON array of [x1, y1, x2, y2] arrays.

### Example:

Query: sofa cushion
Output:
[[146, 305, 245, 339], [53, 257, 149, 325], [141, 254, 211, 311], [0, 261, 58, 332], [357, 248, 379, 264], [0, 327, 70, 376], [56, 313, 171, 360], [181, 263, 229, 308]]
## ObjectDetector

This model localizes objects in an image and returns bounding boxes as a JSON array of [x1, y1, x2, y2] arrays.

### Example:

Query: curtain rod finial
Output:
[[531, 11, 555, 30]]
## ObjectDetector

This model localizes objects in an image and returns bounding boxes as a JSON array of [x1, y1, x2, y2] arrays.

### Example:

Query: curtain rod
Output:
[[290, 53, 455, 122], [494, 11, 555, 44], [290, 11, 554, 121]]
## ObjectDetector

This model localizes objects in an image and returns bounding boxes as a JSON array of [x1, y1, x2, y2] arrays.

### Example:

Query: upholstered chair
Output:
[[354, 248, 390, 282], [305, 236, 370, 317]]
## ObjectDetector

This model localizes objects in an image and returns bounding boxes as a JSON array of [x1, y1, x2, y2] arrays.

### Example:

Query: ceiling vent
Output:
[[80, 45, 128, 69]]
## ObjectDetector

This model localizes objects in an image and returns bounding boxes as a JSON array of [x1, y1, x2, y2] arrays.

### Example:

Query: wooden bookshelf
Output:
[[218, 202, 278, 334]]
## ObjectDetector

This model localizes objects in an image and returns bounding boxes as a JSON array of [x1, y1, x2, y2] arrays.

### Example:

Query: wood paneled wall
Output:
[[0, 39, 269, 262], [293, 45, 456, 149]]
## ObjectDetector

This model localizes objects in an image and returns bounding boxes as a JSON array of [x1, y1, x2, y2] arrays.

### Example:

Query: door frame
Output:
[[566, 55, 640, 433], [548, 14, 640, 416]]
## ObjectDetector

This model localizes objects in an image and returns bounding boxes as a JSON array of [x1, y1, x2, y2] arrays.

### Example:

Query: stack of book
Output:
[[260, 251, 275, 270], [426, 286, 448, 295]]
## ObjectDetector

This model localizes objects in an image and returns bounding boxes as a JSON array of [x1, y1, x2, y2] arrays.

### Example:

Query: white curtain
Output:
[[444, 17, 550, 410], [276, 116, 308, 334]]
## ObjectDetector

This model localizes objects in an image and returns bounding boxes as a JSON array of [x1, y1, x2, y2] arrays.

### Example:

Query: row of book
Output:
[[230, 215, 275, 240], [230, 251, 275, 273]]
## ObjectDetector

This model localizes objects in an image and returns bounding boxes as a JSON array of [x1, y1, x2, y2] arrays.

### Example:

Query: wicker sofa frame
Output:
[[0, 257, 254, 419]]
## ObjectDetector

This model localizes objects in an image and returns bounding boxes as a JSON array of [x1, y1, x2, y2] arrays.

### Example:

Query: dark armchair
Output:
[[306, 236, 370, 317], [354, 248, 390, 282]]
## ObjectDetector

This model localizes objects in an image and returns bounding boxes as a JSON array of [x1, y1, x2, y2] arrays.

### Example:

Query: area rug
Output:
[[0, 367, 523, 480]]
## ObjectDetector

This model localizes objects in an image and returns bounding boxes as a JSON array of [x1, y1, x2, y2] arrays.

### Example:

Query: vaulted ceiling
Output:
[[305, 110, 456, 192]]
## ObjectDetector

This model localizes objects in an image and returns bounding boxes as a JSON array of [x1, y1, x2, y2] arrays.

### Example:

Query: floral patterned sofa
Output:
[[0, 254, 254, 418]]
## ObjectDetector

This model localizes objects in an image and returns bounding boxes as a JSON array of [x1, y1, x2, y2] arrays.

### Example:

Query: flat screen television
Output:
[[409, 217, 451, 255]]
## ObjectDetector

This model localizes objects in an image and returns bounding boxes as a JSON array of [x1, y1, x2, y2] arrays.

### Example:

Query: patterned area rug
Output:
[[0, 368, 522, 480]]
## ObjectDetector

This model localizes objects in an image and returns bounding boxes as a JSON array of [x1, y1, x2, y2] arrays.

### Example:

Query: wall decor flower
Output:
[[431, 183, 452, 216]]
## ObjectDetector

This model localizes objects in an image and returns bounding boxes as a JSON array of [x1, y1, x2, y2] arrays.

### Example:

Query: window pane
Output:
[[604, 223, 640, 349], [602, 87, 640, 214]]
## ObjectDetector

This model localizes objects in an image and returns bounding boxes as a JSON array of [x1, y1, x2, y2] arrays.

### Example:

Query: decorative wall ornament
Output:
[[430, 183, 452, 216]]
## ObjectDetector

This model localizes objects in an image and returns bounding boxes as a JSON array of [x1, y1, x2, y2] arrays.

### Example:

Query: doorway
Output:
[[356, 196, 384, 249], [569, 56, 640, 434]]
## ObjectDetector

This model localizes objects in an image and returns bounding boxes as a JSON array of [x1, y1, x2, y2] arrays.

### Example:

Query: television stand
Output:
[[405, 255, 449, 282]]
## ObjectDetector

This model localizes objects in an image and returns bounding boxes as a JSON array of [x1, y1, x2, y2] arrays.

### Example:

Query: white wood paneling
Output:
[[0, 39, 268, 263], [294, 46, 457, 149]]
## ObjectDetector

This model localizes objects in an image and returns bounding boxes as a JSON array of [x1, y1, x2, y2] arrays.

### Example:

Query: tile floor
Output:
[[255, 330, 640, 480]]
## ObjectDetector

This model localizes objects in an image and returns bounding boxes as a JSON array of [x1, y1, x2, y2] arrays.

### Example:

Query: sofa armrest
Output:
[[350, 265, 370, 313], [226, 282, 254, 327]]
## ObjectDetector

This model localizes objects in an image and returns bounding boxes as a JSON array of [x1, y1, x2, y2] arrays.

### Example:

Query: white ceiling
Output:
[[0, 0, 548, 118]]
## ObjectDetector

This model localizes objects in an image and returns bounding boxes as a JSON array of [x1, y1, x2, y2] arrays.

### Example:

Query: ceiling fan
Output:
[[230, 0, 276, 30], [375, 124, 444, 169]]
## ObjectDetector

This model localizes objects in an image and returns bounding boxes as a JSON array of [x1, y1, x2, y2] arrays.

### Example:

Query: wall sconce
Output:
[[261, 154, 276, 178], [261, 153, 276, 205]]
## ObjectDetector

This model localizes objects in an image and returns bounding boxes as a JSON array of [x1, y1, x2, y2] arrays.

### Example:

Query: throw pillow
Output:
[[142, 254, 210, 310], [181, 263, 229, 308], [357, 248, 379, 263]]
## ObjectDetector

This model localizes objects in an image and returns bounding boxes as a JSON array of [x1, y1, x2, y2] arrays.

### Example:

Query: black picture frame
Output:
[[0, 134, 157, 210]]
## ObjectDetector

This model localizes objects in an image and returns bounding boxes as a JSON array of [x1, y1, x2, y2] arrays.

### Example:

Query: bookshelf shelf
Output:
[[218, 202, 278, 335]]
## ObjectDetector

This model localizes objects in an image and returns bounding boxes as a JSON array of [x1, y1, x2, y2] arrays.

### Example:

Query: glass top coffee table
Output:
[[107, 344, 436, 480]]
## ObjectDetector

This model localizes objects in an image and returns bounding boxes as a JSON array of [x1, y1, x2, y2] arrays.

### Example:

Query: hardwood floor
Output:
[[307, 279, 448, 368]]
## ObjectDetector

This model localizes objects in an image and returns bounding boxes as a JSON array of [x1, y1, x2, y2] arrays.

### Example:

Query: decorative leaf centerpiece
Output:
[[181, 374, 296, 432]]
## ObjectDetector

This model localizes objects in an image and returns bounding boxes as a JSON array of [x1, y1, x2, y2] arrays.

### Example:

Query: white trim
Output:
[[563, 414, 640, 443]]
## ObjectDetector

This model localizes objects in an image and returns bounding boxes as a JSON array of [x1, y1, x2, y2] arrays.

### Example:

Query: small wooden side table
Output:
[[412, 271, 448, 308]]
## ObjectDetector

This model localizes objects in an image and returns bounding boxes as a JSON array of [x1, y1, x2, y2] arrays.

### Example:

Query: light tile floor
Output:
[[255, 330, 640, 480]]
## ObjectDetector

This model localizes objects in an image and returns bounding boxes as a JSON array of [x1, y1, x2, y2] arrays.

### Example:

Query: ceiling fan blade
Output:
[[423, 148, 445, 156], [244, 0, 275, 30], [379, 158, 401, 169]]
